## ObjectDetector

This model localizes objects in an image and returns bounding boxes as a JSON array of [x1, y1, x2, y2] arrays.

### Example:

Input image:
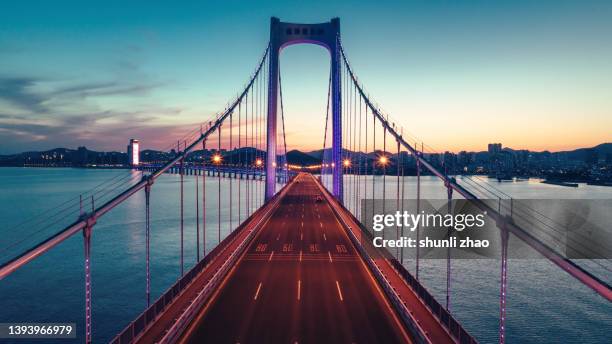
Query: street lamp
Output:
[[212, 154, 222, 164]]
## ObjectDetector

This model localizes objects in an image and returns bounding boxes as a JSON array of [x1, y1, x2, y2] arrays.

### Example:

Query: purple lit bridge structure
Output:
[[1, 17, 610, 344]]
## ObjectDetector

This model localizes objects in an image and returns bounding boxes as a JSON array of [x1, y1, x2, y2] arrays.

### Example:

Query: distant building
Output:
[[488, 143, 502, 155], [75, 146, 89, 166], [127, 139, 140, 166]]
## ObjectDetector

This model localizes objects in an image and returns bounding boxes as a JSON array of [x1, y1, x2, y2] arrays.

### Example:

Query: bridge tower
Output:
[[266, 17, 343, 201]]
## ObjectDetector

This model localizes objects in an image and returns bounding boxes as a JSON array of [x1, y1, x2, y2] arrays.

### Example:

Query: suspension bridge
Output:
[[1, 17, 610, 344]]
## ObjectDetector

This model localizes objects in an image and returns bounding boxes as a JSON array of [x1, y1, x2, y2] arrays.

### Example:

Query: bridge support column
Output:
[[266, 17, 342, 201], [331, 37, 343, 202], [265, 24, 279, 201]]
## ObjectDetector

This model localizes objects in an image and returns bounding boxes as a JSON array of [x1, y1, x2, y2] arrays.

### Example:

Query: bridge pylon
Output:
[[265, 17, 343, 201]]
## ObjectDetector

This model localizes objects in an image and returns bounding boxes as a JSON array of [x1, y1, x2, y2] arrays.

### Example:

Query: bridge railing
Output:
[[388, 259, 477, 344], [111, 217, 243, 344]]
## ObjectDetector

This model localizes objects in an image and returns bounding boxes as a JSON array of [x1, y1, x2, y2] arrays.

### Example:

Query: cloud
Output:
[[0, 77, 49, 113], [0, 70, 181, 154], [54, 81, 163, 99]]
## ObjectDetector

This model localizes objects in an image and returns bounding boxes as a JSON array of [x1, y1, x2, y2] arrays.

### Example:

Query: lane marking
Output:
[[297, 280, 301, 301], [301, 221, 303, 227], [335, 281, 344, 301], [300, 232, 303, 241], [299, 250, 303, 262], [268, 251, 274, 261], [254, 282, 263, 300], [319, 222, 323, 228], [323, 233, 327, 241], [328, 251, 333, 263], [276, 234, 280, 241]]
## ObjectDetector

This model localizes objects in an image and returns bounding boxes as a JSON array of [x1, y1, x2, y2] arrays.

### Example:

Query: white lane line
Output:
[[335, 281, 344, 301], [300, 232, 303, 241], [299, 250, 303, 262], [301, 221, 303, 227], [276, 234, 280, 241], [254, 282, 263, 300], [297, 280, 301, 301], [328, 251, 333, 263], [319, 222, 323, 228], [323, 233, 327, 241], [268, 251, 275, 261]]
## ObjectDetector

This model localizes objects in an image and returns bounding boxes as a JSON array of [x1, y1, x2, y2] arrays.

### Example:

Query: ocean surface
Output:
[[0, 167, 610, 343]]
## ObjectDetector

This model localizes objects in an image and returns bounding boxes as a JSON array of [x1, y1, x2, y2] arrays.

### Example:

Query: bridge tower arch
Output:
[[266, 17, 343, 201]]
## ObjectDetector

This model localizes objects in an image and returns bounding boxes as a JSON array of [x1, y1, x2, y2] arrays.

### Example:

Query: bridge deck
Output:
[[179, 173, 412, 343], [128, 173, 458, 344]]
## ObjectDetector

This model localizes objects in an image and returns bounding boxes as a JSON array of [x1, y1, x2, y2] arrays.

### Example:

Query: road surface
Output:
[[179, 173, 412, 344]]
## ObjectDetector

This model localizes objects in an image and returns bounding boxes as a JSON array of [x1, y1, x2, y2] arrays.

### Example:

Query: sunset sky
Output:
[[1, 0, 611, 154]]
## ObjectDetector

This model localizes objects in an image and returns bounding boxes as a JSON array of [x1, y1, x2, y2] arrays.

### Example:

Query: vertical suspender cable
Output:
[[218, 126, 221, 244], [238, 102, 242, 224], [354, 79, 358, 216], [278, 68, 289, 188], [202, 137, 206, 257], [229, 110, 233, 232], [347, 68, 352, 212], [446, 183, 453, 311], [322, 68, 331, 190], [251, 77, 255, 213], [364, 101, 368, 242], [372, 109, 376, 234], [416, 141, 421, 280], [499, 226, 509, 344], [396, 138, 401, 258], [196, 149, 200, 261], [382, 125, 386, 236], [357, 81, 363, 220], [145, 182, 151, 306], [179, 141, 184, 276], [246, 93, 250, 216]]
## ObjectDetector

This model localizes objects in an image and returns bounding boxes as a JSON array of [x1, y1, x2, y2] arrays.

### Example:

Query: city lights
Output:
[[343, 159, 351, 167], [256, 158, 263, 166], [212, 154, 222, 164]]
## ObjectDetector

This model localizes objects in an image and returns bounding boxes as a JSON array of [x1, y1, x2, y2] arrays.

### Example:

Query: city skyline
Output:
[[1, 1, 611, 154]]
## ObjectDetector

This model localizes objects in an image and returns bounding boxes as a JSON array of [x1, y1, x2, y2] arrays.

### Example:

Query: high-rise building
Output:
[[488, 143, 502, 155], [127, 139, 140, 166]]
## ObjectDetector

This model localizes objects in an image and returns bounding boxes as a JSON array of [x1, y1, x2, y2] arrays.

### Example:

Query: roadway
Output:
[[179, 173, 412, 344]]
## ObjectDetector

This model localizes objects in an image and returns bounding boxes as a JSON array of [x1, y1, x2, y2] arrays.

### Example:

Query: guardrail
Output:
[[110, 220, 245, 344], [388, 259, 477, 344]]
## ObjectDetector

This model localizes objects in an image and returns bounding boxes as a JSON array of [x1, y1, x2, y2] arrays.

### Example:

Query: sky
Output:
[[0, 0, 611, 154]]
